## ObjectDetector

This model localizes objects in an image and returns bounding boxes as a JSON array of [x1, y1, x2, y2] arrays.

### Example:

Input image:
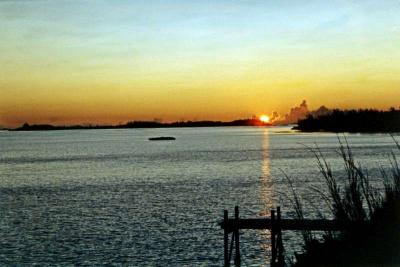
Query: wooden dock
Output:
[[220, 206, 366, 267]]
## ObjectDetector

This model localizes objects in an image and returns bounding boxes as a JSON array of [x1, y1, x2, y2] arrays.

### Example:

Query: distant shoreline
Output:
[[9, 119, 271, 131]]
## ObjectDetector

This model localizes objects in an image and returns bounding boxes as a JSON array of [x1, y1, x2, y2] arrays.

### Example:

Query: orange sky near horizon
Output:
[[1, 1, 400, 127]]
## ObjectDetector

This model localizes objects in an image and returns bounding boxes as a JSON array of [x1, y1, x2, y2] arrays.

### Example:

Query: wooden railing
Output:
[[219, 206, 366, 267]]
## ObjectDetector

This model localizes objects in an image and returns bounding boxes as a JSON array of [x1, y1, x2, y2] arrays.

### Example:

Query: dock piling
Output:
[[234, 206, 241, 267], [224, 210, 229, 267], [271, 209, 276, 267], [277, 207, 284, 267]]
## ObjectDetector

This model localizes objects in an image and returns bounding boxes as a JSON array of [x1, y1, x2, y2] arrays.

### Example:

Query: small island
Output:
[[148, 137, 176, 141], [295, 108, 400, 133]]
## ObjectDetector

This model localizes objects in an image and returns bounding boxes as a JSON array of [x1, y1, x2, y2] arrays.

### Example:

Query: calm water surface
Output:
[[0, 127, 397, 266]]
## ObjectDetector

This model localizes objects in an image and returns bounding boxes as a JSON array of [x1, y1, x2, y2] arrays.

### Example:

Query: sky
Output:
[[1, 0, 400, 127]]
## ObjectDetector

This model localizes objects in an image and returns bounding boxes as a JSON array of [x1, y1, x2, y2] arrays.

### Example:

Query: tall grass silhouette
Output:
[[289, 135, 400, 267]]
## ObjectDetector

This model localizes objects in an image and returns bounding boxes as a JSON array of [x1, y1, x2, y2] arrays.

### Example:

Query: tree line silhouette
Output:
[[13, 119, 270, 131], [295, 108, 400, 133]]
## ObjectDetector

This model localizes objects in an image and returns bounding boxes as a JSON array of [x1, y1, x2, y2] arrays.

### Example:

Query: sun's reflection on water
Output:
[[260, 128, 275, 215], [257, 128, 276, 264]]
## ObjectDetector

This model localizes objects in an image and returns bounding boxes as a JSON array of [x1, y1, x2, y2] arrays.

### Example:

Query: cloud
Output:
[[309, 105, 332, 118], [272, 100, 309, 125], [272, 100, 332, 125]]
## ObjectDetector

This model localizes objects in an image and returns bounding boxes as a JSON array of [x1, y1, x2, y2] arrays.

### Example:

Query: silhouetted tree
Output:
[[295, 108, 400, 133]]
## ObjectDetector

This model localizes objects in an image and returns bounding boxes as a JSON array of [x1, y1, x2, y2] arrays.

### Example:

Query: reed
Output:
[[291, 135, 400, 266]]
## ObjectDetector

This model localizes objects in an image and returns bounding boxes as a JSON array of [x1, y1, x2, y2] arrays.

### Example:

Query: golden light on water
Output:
[[259, 128, 274, 263]]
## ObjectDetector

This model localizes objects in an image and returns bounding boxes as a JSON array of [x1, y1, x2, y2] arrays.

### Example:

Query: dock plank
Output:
[[220, 218, 367, 232]]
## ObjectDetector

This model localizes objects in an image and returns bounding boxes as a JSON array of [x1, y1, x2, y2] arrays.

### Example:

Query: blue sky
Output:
[[1, 0, 400, 126]]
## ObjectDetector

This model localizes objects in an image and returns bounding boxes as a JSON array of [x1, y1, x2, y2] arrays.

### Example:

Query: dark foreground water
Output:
[[0, 127, 397, 266]]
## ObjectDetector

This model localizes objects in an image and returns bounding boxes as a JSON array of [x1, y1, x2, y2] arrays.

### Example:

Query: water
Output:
[[0, 127, 397, 266]]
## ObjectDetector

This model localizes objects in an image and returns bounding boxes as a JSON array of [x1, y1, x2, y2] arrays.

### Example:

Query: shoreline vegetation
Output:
[[294, 108, 400, 133], [6, 107, 400, 133], [288, 137, 400, 266], [9, 119, 270, 131]]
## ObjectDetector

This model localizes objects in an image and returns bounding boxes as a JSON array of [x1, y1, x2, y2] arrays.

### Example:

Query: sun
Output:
[[259, 115, 270, 123]]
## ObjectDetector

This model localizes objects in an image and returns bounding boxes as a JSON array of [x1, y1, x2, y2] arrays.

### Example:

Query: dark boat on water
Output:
[[148, 137, 176, 141]]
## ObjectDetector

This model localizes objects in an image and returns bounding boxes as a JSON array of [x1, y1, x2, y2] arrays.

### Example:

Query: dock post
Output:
[[224, 210, 230, 267], [277, 207, 284, 267], [271, 209, 276, 267], [234, 206, 241, 267]]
